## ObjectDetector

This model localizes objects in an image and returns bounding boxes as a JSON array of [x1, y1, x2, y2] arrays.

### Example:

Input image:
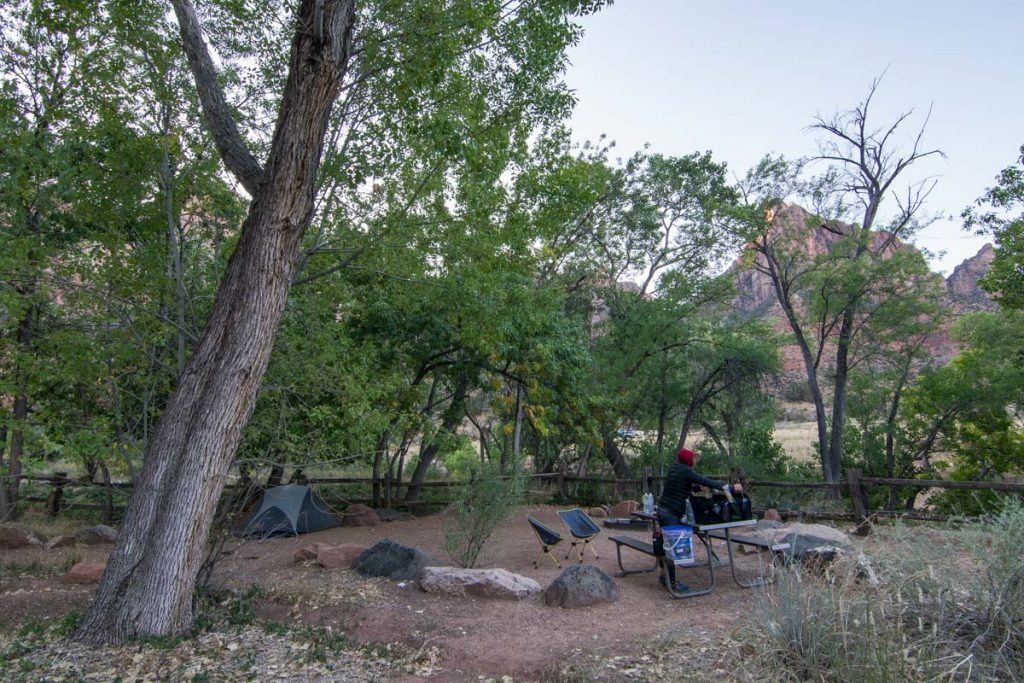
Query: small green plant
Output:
[[442, 461, 522, 568]]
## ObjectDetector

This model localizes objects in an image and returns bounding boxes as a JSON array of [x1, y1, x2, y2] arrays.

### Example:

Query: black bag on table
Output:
[[691, 495, 730, 524], [730, 492, 753, 520]]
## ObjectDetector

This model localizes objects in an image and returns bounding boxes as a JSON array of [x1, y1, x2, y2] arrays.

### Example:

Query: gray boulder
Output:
[[420, 567, 541, 600], [75, 524, 118, 545], [353, 539, 437, 580], [544, 564, 619, 608]]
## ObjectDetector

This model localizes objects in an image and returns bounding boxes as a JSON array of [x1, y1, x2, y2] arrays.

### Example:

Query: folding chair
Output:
[[557, 508, 602, 562], [527, 516, 563, 568]]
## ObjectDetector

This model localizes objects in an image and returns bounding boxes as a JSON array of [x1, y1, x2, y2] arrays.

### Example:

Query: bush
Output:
[[963, 499, 1024, 678], [694, 427, 795, 480], [741, 504, 1024, 682], [442, 462, 522, 568]]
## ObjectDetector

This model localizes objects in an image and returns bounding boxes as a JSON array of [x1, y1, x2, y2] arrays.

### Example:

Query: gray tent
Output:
[[234, 484, 340, 538]]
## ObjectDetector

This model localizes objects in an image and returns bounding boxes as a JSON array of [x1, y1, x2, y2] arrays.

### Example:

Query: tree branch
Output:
[[169, 0, 265, 195]]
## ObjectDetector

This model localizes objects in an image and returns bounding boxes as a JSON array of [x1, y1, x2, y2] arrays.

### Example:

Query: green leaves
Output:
[[964, 145, 1024, 309]]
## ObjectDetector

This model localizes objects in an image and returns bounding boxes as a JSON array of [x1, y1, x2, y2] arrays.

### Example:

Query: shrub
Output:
[[963, 499, 1024, 678], [742, 506, 1024, 682], [442, 461, 522, 568]]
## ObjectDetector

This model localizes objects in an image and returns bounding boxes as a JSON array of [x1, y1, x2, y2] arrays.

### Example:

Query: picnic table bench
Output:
[[609, 518, 790, 599]]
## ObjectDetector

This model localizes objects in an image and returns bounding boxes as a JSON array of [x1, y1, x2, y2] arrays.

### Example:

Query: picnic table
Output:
[[608, 512, 790, 599]]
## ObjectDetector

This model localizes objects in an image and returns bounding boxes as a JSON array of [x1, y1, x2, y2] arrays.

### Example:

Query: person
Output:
[[653, 447, 742, 592]]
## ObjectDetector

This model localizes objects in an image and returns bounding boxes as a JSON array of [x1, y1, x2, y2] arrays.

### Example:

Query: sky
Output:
[[563, 0, 1023, 275]]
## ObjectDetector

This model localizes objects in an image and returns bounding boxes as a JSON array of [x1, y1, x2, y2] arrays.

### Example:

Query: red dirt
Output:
[[0, 505, 775, 680]]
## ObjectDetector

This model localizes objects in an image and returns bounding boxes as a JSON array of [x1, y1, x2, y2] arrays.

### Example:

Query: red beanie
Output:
[[676, 447, 695, 467]]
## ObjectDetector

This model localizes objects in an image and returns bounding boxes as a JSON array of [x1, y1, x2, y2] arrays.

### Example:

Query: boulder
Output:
[[353, 539, 437, 580], [587, 507, 608, 518], [63, 562, 106, 584], [75, 524, 118, 545], [762, 508, 783, 522], [293, 543, 329, 563], [340, 504, 379, 527], [800, 546, 880, 586], [374, 509, 413, 523], [544, 564, 619, 608], [0, 524, 43, 549], [610, 501, 638, 517], [45, 535, 78, 550], [317, 543, 368, 570], [420, 567, 542, 600]]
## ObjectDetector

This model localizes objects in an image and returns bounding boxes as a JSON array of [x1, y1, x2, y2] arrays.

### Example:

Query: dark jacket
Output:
[[658, 462, 726, 519]]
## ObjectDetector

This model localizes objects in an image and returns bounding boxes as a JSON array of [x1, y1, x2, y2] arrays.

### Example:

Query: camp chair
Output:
[[527, 516, 563, 568], [557, 508, 602, 562]]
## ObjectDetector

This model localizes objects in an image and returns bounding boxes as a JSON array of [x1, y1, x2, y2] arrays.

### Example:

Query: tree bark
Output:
[[509, 381, 524, 473], [73, 0, 356, 645], [3, 304, 35, 522], [0, 424, 11, 521], [405, 379, 469, 503], [601, 431, 633, 496], [757, 240, 833, 488], [827, 307, 855, 486]]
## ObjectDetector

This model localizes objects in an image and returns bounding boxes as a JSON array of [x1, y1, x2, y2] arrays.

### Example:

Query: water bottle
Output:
[[684, 498, 695, 525], [642, 492, 654, 515]]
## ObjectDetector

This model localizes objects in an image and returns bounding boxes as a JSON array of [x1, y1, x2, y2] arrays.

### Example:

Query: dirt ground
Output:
[[0, 505, 784, 681]]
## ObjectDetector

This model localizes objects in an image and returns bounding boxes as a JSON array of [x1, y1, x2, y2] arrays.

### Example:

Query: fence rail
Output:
[[10, 468, 1022, 531]]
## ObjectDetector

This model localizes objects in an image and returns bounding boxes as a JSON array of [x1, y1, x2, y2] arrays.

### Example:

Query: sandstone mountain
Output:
[[729, 203, 995, 382]]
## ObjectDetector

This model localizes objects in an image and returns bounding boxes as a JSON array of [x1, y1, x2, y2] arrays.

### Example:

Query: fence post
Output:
[[846, 468, 871, 536], [558, 462, 569, 501], [641, 466, 652, 494], [48, 472, 68, 517]]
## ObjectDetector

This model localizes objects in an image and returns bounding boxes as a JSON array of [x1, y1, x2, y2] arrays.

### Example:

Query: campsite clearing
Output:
[[0, 504, 836, 681]]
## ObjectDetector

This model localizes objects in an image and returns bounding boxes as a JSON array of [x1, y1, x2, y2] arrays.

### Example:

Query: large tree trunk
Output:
[[827, 309, 855, 487], [2, 305, 35, 522], [405, 380, 470, 503], [0, 424, 10, 520], [73, 0, 356, 645], [758, 244, 832, 487], [601, 431, 633, 496]]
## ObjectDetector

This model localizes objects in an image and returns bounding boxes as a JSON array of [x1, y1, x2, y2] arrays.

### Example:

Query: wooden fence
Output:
[[11, 467, 1024, 532]]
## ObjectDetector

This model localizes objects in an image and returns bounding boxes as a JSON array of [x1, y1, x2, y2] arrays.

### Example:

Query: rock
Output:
[[420, 567, 541, 600], [801, 545, 844, 571], [63, 562, 106, 584], [0, 524, 43, 549], [762, 508, 783, 522], [317, 543, 367, 570], [587, 507, 608, 518], [353, 539, 437, 581], [374, 509, 413, 523], [786, 523, 851, 544], [44, 535, 77, 550], [340, 504, 379, 527], [293, 543, 329, 563], [75, 524, 118, 545], [610, 501, 638, 517], [544, 564, 619, 608]]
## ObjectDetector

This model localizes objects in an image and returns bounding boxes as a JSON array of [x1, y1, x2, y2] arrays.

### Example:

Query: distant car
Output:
[[616, 428, 637, 438]]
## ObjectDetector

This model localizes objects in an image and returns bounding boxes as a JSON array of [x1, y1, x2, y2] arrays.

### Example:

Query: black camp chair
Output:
[[527, 516, 563, 568], [558, 508, 602, 562]]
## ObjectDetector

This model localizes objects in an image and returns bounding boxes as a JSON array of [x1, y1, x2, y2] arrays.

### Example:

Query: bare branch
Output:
[[169, 0, 265, 195]]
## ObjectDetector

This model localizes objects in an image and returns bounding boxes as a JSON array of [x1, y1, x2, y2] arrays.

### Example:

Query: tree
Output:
[[902, 311, 1024, 511], [71, 0, 605, 643], [736, 79, 942, 490], [72, 0, 358, 643], [963, 144, 1024, 309]]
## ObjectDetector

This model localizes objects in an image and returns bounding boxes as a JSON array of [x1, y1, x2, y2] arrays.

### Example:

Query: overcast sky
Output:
[[563, 1, 1023, 275]]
